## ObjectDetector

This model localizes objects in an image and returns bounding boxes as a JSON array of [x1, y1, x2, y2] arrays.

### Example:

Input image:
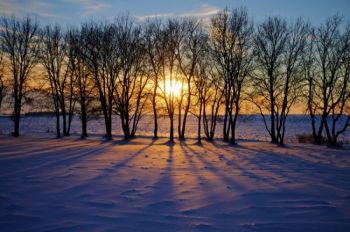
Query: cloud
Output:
[[180, 4, 221, 18], [136, 3, 222, 22], [0, 0, 60, 18], [136, 13, 174, 22], [66, 0, 110, 15]]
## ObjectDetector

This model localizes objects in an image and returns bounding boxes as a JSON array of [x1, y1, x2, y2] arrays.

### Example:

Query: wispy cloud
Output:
[[180, 4, 221, 18], [0, 0, 60, 18], [136, 4, 222, 22], [66, 0, 110, 15], [136, 13, 174, 22]]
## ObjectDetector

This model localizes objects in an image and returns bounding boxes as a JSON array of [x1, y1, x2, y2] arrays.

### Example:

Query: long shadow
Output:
[[202, 141, 350, 221], [177, 142, 233, 218], [181, 142, 245, 192], [0, 137, 91, 159], [217, 142, 349, 189], [0, 141, 109, 178], [61, 139, 157, 195], [178, 142, 204, 184], [202, 143, 298, 187], [201, 143, 278, 186], [115, 141, 187, 231], [238, 143, 343, 171], [144, 142, 175, 200], [103, 139, 156, 171]]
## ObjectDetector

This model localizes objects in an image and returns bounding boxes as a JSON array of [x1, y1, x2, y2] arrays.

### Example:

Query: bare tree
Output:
[[40, 24, 75, 138], [81, 22, 117, 140], [158, 19, 182, 143], [302, 26, 319, 142], [307, 16, 350, 146], [114, 16, 149, 139], [326, 23, 350, 145], [252, 17, 308, 144], [211, 8, 254, 144], [276, 19, 309, 144], [66, 28, 94, 138], [0, 16, 39, 137], [201, 61, 224, 141], [251, 16, 287, 144], [192, 43, 223, 143], [144, 19, 164, 139], [177, 19, 207, 140]]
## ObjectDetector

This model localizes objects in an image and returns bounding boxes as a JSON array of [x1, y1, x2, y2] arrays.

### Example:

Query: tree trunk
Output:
[[181, 81, 191, 140], [152, 77, 158, 139], [230, 103, 239, 144], [169, 115, 174, 143], [152, 95, 158, 139], [81, 102, 87, 138], [178, 102, 182, 139], [13, 110, 20, 137], [55, 110, 61, 138], [12, 88, 20, 137], [197, 101, 203, 144], [61, 100, 68, 136], [223, 106, 229, 142], [270, 84, 277, 143], [106, 118, 112, 140]]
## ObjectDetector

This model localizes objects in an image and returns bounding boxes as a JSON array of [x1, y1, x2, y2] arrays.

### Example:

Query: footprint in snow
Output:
[[226, 160, 234, 165], [148, 200, 176, 210], [121, 189, 148, 198], [195, 223, 213, 231]]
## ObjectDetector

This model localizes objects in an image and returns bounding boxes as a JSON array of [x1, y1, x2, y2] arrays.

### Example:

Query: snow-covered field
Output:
[[0, 115, 349, 143], [0, 136, 350, 231]]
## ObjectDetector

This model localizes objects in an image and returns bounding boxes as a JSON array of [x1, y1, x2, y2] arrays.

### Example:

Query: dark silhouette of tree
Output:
[[199, 58, 224, 141], [177, 19, 207, 140], [144, 19, 164, 139], [306, 16, 350, 146], [0, 16, 39, 137], [158, 19, 182, 143], [302, 26, 319, 142], [66, 28, 94, 138], [277, 19, 309, 144], [114, 15, 149, 139], [252, 16, 287, 144], [40, 25, 73, 138], [192, 41, 223, 143], [211, 8, 254, 144], [252, 17, 308, 145], [81, 22, 117, 140]]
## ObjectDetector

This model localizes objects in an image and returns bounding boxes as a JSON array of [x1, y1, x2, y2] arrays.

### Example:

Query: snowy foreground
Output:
[[0, 136, 350, 232]]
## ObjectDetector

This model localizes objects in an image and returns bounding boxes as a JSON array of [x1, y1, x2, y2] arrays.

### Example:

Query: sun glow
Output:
[[161, 78, 182, 97]]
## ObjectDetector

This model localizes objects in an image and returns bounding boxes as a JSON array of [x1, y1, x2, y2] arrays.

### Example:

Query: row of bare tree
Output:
[[0, 8, 349, 146]]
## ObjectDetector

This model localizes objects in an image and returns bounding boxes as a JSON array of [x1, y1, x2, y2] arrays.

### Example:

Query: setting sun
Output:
[[161, 78, 182, 97]]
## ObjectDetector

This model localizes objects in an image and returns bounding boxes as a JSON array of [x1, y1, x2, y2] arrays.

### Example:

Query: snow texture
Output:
[[0, 136, 350, 231]]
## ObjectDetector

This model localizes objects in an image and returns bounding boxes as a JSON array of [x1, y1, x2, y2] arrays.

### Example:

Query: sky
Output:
[[0, 0, 349, 26]]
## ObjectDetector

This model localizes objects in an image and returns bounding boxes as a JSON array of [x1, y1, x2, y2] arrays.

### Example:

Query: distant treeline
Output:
[[0, 8, 349, 146]]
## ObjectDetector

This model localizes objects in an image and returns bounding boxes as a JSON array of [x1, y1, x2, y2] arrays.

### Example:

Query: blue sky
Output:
[[0, 0, 349, 25]]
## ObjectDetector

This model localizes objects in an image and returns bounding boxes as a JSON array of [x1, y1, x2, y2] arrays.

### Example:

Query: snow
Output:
[[1, 136, 350, 231]]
